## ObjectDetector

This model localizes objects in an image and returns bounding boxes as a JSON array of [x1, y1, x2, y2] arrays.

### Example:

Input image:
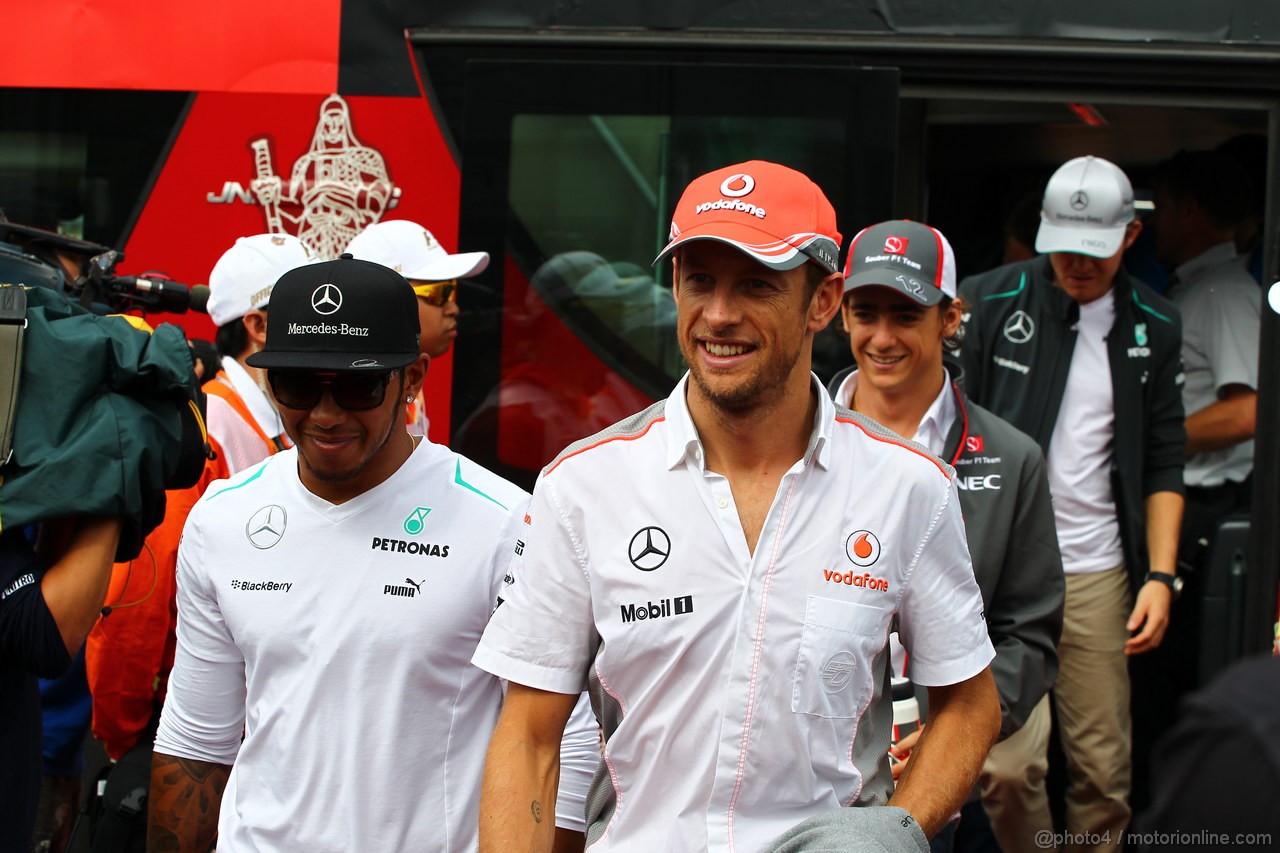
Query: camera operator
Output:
[[2, 516, 123, 849], [0, 220, 210, 849]]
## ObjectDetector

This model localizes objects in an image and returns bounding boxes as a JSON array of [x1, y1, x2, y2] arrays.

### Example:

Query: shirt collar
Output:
[[664, 371, 835, 471], [833, 370, 955, 456], [1172, 241, 1239, 290], [220, 355, 286, 438]]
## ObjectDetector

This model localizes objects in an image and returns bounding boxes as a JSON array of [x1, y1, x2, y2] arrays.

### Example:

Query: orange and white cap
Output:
[[653, 161, 842, 274]]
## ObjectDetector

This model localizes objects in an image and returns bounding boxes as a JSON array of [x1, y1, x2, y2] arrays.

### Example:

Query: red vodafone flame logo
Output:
[[883, 236, 908, 254], [845, 530, 882, 567], [965, 435, 984, 453], [719, 174, 755, 198]]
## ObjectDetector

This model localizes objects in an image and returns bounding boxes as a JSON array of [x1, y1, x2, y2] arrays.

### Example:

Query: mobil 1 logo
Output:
[[621, 595, 694, 624]]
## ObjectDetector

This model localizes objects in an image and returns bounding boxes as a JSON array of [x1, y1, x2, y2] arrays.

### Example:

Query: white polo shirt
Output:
[[155, 440, 591, 852], [474, 375, 993, 852], [1168, 241, 1261, 487]]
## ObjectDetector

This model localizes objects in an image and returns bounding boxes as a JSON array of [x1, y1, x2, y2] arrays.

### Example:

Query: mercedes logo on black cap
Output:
[[311, 283, 343, 315], [246, 505, 287, 549], [628, 526, 670, 572]]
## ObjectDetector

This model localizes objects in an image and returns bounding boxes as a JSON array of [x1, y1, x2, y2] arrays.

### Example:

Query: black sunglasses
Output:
[[267, 369, 396, 412]]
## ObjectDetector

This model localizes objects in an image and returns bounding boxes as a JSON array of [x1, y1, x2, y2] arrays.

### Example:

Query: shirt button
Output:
[[717, 498, 728, 509]]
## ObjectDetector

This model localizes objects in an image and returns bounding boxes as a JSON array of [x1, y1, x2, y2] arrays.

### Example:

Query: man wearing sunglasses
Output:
[[148, 256, 591, 852], [346, 219, 490, 437]]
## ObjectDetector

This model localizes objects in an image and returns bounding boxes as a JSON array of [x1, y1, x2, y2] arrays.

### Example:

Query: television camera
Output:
[[0, 218, 209, 315]]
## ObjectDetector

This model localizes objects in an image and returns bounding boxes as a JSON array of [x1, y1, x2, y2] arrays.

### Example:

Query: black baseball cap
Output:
[[246, 254, 420, 371], [843, 220, 958, 307]]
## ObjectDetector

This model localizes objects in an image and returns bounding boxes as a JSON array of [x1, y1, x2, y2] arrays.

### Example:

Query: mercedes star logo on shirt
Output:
[[311, 283, 343, 315], [246, 504, 288, 549], [1002, 309, 1036, 344], [628, 526, 671, 572]]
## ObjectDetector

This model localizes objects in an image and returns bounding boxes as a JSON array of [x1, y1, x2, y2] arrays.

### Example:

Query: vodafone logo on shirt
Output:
[[844, 530, 881, 566]]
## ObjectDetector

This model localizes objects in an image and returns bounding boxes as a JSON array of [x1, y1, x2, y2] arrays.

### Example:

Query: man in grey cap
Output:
[[829, 219, 1063, 850], [957, 156, 1185, 851]]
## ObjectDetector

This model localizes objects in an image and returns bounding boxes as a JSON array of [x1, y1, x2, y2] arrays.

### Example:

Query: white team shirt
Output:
[[474, 374, 993, 852], [1168, 241, 1261, 487], [1046, 293, 1125, 574], [155, 439, 584, 852]]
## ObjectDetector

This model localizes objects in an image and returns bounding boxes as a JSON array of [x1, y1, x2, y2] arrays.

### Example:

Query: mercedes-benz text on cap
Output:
[[245, 254, 420, 372], [1035, 155, 1135, 259], [207, 233, 315, 327], [843, 220, 957, 307], [653, 160, 843, 274], [345, 219, 489, 282]]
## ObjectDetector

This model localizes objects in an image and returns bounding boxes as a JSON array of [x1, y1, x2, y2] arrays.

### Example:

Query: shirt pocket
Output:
[[792, 595, 890, 720]]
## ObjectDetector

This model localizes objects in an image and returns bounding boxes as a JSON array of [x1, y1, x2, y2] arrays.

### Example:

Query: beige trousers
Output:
[[981, 566, 1133, 853]]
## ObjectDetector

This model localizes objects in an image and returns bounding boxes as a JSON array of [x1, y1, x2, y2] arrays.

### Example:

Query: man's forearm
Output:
[[1185, 391, 1256, 455], [1144, 490, 1184, 575], [888, 668, 1001, 837], [38, 516, 122, 655], [480, 725, 562, 853], [148, 752, 231, 852]]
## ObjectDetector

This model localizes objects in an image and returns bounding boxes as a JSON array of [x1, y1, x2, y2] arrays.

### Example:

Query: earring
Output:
[[406, 395, 415, 402]]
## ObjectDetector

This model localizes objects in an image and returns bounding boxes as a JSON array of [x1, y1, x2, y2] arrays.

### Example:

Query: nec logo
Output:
[[956, 474, 1002, 491], [1127, 346, 1151, 358], [621, 595, 693, 623], [964, 435, 984, 453]]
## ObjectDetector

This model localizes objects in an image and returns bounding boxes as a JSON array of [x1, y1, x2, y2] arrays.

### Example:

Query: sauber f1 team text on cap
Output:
[[843, 220, 958, 307], [654, 161, 842, 274], [245, 254, 420, 372]]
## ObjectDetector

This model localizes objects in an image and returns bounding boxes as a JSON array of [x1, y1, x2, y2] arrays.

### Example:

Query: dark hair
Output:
[[940, 295, 966, 354], [1151, 150, 1253, 231], [803, 261, 830, 299], [215, 317, 250, 360]]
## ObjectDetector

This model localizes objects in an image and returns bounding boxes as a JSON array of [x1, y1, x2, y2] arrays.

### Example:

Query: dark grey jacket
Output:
[[956, 256, 1185, 595], [829, 363, 1063, 737]]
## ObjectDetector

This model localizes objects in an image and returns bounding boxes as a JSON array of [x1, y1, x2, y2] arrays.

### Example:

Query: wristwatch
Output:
[[1144, 571, 1184, 599]]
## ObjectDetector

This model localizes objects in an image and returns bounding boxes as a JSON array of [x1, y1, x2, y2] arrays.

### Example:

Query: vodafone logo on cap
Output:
[[884, 236, 909, 255], [720, 174, 755, 197]]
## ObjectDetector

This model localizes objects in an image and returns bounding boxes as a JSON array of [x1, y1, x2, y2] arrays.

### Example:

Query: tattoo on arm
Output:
[[148, 753, 232, 852], [531, 800, 543, 824]]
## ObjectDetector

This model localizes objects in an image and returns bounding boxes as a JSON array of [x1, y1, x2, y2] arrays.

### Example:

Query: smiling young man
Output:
[[957, 156, 1186, 851], [147, 255, 592, 852], [472, 162, 1000, 853], [829, 220, 1063, 851]]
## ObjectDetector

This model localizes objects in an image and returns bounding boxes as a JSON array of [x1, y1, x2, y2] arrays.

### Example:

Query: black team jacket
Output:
[[956, 255, 1186, 596]]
